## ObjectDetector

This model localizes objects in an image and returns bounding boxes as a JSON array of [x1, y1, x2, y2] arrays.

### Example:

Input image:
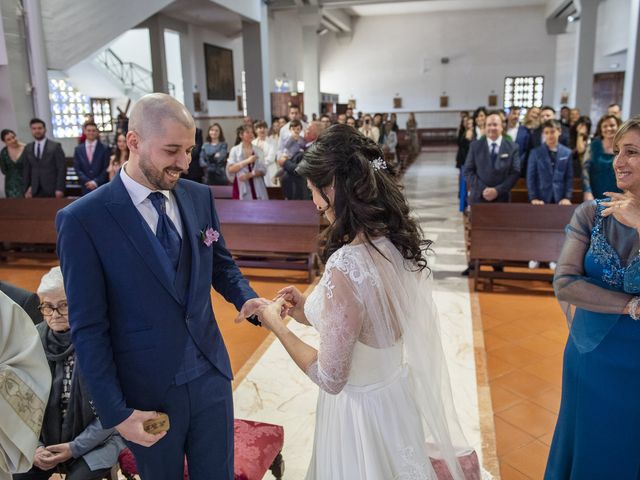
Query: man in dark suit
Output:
[[73, 121, 110, 195], [526, 120, 573, 205], [0, 280, 43, 324], [183, 127, 203, 182], [24, 118, 66, 198], [56, 93, 268, 480], [463, 112, 520, 204]]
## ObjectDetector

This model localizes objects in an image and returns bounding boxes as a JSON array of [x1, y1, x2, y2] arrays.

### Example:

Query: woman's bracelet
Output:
[[629, 296, 640, 320]]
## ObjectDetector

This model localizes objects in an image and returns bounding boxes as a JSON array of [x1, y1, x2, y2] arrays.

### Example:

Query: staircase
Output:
[[94, 48, 175, 99]]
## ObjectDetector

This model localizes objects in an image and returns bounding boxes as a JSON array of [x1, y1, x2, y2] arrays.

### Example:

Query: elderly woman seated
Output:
[[13, 267, 125, 480]]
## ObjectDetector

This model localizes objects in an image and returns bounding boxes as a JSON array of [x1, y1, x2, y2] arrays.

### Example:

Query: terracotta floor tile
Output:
[[497, 400, 558, 438], [492, 370, 555, 398], [500, 462, 532, 480], [540, 327, 569, 343], [494, 417, 536, 456], [490, 344, 545, 368], [486, 353, 517, 380], [511, 316, 558, 335], [516, 335, 565, 357], [539, 432, 555, 447], [491, 385, 524, 413], [501, 440, 550, 480], [481, 312, 512, 330], [483, 331, 511, 351], [529, 387, 562, 415], [522, 355, 564, 388], [486, 323, 536, 342]]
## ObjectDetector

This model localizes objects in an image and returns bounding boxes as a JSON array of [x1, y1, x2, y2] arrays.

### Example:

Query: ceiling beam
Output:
[[322, 7, 351, 31]]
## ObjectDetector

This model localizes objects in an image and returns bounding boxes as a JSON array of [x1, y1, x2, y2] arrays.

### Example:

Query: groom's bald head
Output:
[[128, 93, 195, 139]]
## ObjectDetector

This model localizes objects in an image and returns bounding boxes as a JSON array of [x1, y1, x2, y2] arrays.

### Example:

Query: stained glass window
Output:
[[91, 98, 113, 133], [48, 78, 92, 139], [503, 76, 544, 109]]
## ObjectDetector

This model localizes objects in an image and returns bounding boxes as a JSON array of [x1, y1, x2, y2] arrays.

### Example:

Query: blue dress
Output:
[[545, 200, 640, 479]]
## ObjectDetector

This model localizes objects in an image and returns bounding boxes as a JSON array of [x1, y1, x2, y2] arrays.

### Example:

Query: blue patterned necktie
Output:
[[148, 192, 182, 270], [490, 142, 498, 167]]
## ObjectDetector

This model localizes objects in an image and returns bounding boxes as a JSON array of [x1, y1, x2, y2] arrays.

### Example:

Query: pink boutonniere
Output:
[[200, 227, 219, 247]]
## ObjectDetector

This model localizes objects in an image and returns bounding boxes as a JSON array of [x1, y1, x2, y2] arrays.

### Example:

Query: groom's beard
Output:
[[139, 154, 185, 191]]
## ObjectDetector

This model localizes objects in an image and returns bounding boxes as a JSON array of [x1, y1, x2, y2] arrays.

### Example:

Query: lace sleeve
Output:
[[305, 258, 364, 395], [554, 201, 632, 313]]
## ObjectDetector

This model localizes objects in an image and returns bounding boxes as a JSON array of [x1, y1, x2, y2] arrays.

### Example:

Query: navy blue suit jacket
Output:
[[526, 143, 573, 203], [56, 174, 257, 428], [73, 142, 110, 195]]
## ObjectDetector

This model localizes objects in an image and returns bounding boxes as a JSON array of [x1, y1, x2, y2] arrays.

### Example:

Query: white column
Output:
[[623, 0, 640, 117], [22, 0, 51, 129], [241, 3, 271, 121], [299, 6, 321, 118], [571, 0, 600, 114]]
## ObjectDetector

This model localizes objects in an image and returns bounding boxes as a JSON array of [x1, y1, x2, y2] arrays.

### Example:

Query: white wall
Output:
[[269, 10, 304, 90], [109, 29, 153, 71], [188, 25, 244, 116], [594, 0, 629, 72], [553, 0, 629, 108], [316, 6, 556, 114]]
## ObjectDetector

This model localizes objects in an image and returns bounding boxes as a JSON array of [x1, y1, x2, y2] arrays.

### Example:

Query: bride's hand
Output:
[[257, 297, 287, 333], [276, 286, 305, 322]]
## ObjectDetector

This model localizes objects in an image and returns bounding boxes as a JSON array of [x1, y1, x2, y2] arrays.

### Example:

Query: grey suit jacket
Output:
[[68, 418, 125, 471], [23, 139, 66, 197], [463, 137, 520, 204]]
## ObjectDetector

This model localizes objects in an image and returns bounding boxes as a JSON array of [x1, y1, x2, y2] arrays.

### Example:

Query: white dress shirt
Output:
[[34, 138, 47, 158], [120, 163, 183, 238], [486, 136, 503, 152]]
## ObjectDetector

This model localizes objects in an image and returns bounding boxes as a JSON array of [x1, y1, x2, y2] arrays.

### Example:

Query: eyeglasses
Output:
[[38, 302, 68, 316]]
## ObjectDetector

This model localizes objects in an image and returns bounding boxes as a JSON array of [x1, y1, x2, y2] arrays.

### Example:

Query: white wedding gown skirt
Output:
[[306, 342, 436, 480]]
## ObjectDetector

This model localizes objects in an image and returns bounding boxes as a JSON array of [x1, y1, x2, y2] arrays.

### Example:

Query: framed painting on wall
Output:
[[204, 43, 235, 100]]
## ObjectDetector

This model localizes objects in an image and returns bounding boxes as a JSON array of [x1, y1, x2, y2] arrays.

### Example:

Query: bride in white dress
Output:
[[256, 124, 481, 479]]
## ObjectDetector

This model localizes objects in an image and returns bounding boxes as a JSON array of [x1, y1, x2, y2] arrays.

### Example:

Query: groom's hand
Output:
[[234, 297, 271, 324], [116, 410, 167, 447]]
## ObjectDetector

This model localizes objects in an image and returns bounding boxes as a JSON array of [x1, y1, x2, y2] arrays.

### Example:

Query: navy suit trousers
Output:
[[126, 368, 233, 480]]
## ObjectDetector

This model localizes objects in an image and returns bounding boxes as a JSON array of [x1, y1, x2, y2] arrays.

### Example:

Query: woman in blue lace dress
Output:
[[546, 116, 640, 479]]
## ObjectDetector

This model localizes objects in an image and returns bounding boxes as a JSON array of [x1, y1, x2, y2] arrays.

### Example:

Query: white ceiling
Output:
[[161, 0, 242, 36], [349, 0, 545, 16]]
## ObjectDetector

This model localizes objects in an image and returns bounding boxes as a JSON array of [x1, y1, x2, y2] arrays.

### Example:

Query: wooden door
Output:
[[591, 72, 625, 121]]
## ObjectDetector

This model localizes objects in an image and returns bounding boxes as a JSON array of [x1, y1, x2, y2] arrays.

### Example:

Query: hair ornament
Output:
[[371, 156, 387, 171]]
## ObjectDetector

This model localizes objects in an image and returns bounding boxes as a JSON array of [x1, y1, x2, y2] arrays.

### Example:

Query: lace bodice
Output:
[[303, 239, 406, 395]]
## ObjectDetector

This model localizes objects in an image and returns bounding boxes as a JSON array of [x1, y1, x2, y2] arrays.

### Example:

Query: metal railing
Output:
[[95, 48, 175, 98]]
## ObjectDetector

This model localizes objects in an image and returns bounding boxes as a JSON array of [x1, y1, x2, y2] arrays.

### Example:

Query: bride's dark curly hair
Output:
[[296, 123, 431, 271]]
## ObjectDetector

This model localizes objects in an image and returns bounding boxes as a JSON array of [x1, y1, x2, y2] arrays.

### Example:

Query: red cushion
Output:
[[430, 450, 482, 480], [234, 419, 284, 480], [118, 419, 284, 480]]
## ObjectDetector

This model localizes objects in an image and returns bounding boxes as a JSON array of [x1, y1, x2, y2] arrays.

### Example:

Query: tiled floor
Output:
[[477, 277, 568, 479]]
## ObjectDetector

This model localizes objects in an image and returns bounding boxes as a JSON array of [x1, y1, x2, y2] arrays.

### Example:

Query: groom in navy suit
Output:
[[56, 93, 266, 479]]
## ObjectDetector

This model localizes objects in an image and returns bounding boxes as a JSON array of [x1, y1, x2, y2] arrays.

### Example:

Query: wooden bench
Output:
[[0, 197, 321, 281], [0, 198, 74, 260], [214, 199, 320, 281], [211, 185, 285, 200], [469, 203, 577, 291], [510, 177, 583, 204]]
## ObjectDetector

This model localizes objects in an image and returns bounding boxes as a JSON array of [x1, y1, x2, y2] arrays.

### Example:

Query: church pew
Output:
[[510, 177, 583, 203], [211, 185, 285, 200], [214, 199, 320, 281], [0, 198, 73, 260], [469, 203, 577, 291], [0, 198, 321, 281]]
